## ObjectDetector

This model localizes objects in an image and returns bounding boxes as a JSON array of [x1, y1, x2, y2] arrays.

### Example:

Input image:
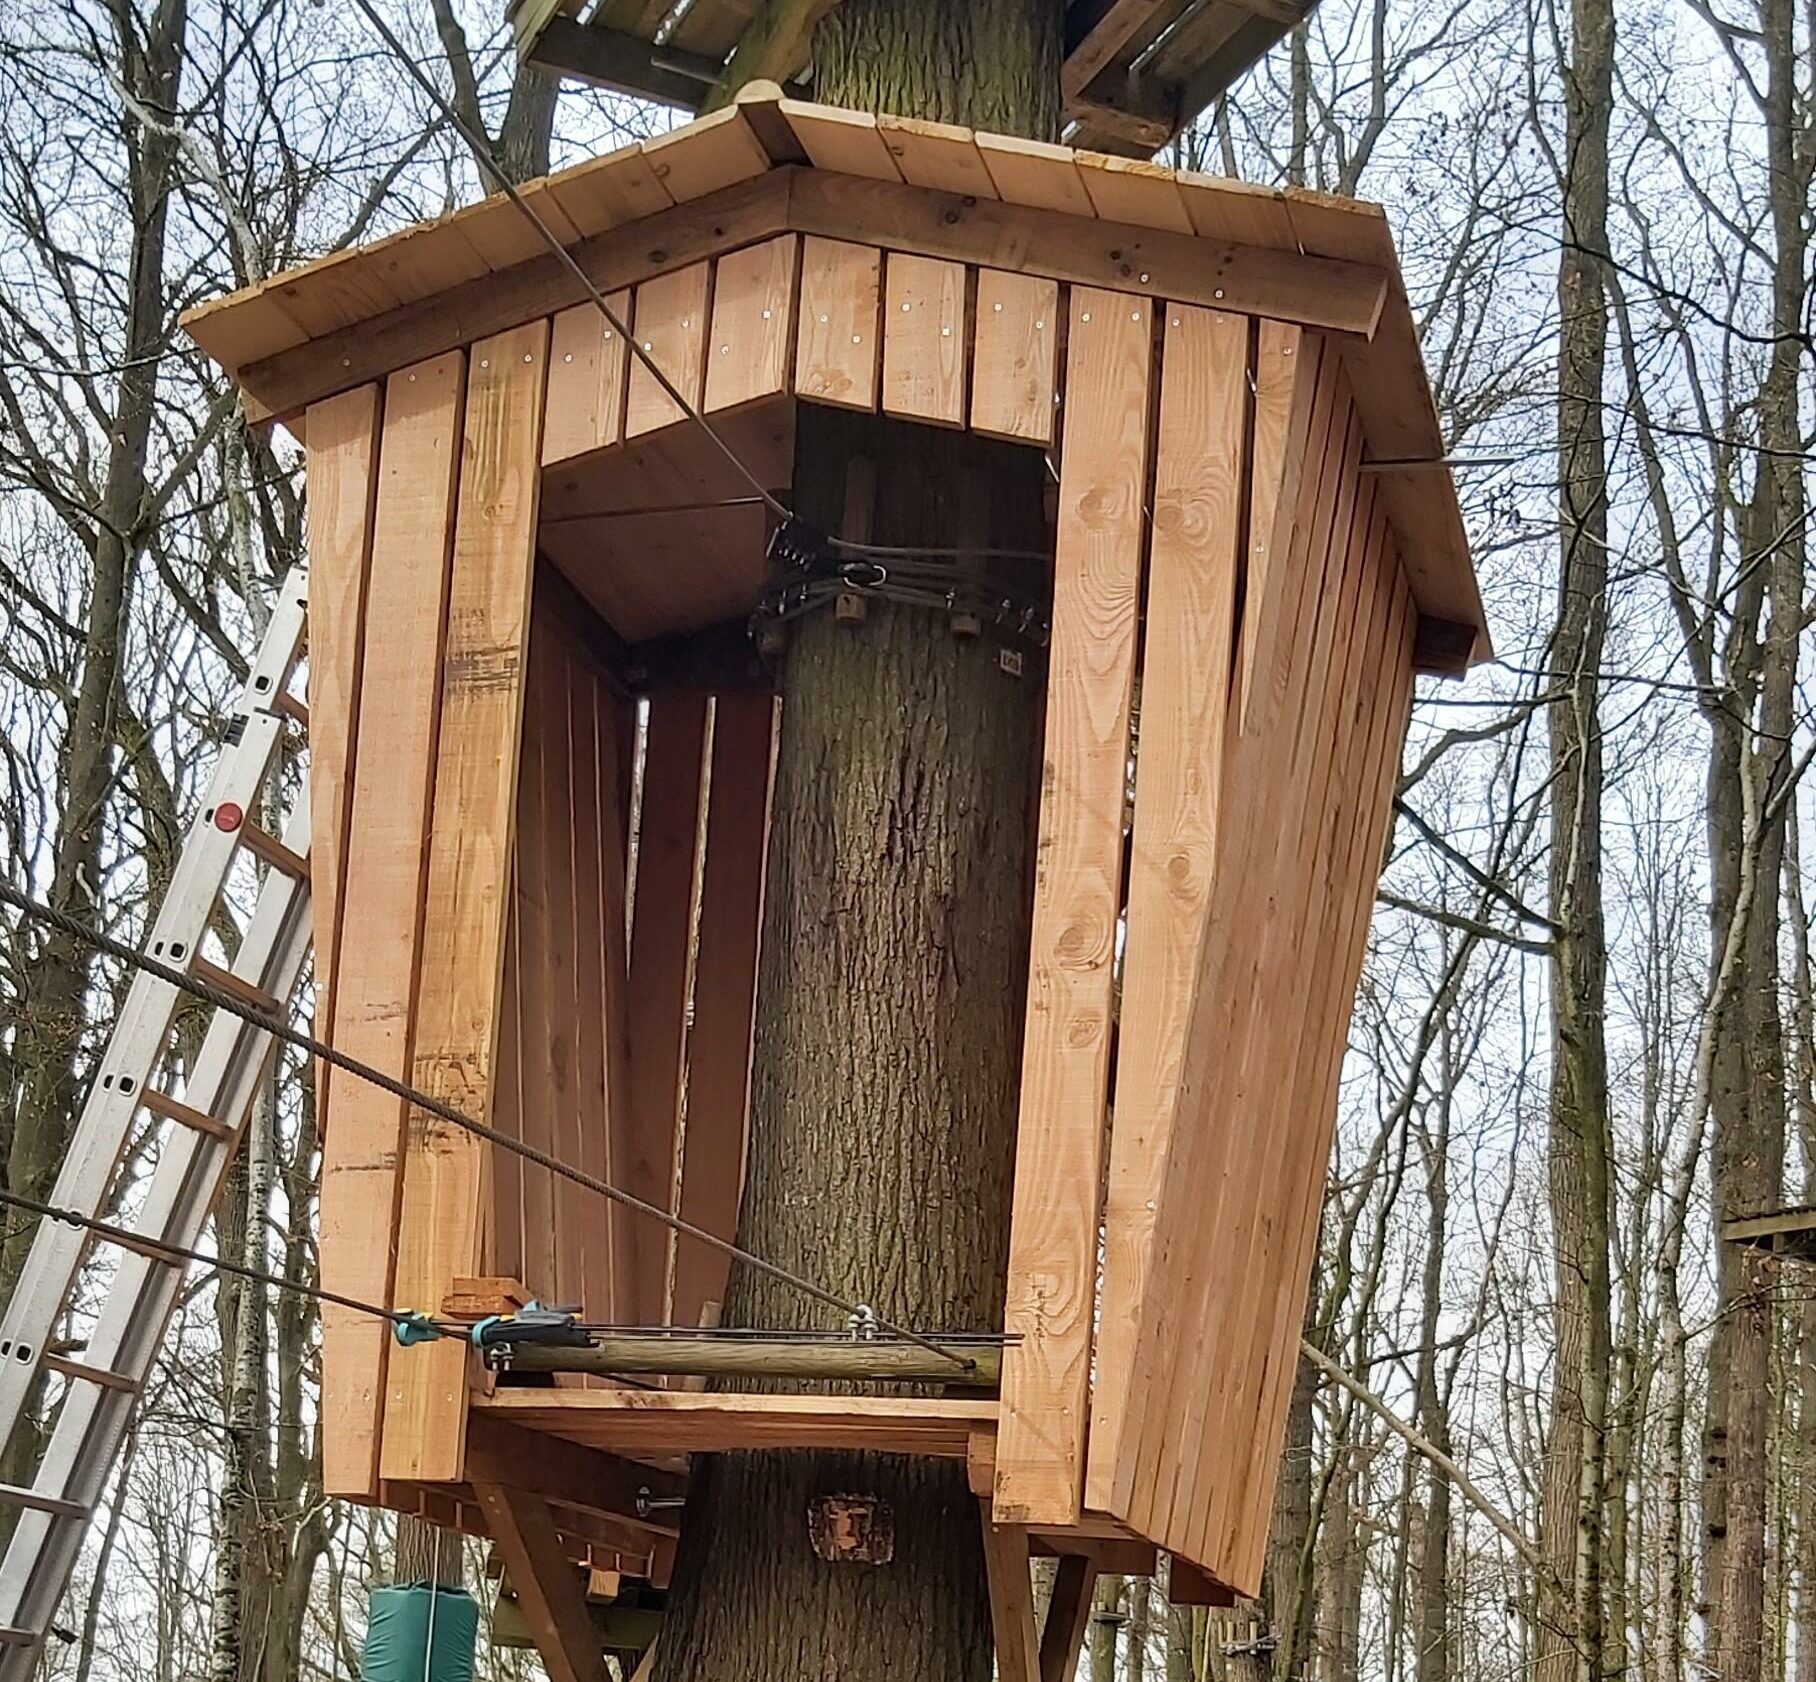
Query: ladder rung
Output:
[[41, 1354, 137, 1395], [96, 1227, 181, 1268], [0, 1626, 38, 1648], [189, 957, 280, 1017], [140, 1087, 235, 1142], [274, 691, 309, 730], [0, 1484, 88, 1521], [237, 822, 309, 883]]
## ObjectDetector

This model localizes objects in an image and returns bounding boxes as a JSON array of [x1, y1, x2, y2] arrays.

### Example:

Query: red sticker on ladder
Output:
[[214, 803, 243, 832]]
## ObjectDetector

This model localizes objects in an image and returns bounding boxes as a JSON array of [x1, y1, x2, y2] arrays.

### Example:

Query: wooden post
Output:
[[1038, 1555, 1102, 1682], [980, 1505, 1041, 1682], [471, 1482, 611, 1682]]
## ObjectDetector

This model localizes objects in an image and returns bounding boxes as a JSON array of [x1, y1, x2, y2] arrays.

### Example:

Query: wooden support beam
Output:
[[472, 1482, 612, 1682], [786, 170, 1389, 338], [1038, 1555, 1102, 1682], [466, 1414, 684, 1530], [980, 1506, 1041, 1682], [474, 1387, 992, 1459], [527, 17, 720, 108], [232, 172, 790, 427]]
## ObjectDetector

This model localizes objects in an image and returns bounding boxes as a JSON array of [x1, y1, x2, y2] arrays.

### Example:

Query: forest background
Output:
[[0, 0, 1810, 1678]]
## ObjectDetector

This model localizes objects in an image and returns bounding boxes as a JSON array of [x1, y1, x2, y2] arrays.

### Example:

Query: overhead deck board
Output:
[[517, 2, 1322, 156]]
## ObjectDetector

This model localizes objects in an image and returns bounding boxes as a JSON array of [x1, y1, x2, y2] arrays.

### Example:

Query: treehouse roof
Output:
[[183, 86, 1487, 660]]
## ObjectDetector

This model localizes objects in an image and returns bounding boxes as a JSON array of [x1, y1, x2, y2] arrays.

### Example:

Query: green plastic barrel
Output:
[[360, 1584, 479, 1682]]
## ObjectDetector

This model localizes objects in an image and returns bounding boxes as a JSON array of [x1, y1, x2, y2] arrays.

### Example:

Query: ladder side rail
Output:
[[0, 815, 314, 1659], [0, 583, 307, 1446]]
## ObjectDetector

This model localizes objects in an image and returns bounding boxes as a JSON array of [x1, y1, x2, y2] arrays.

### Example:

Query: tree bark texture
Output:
[[648, 0, 1060, 1654], [1537, 0, 1615, 1678]]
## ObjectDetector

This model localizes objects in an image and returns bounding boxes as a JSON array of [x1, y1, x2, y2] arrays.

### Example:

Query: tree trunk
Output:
[[1700, 4, 1804, 1676], [1536, 1, 1615, 1678], [649, 8, 1060, 1678]]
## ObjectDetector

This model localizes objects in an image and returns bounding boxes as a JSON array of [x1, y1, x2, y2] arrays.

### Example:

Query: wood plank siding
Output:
[[282, 164, 1448, 1590]]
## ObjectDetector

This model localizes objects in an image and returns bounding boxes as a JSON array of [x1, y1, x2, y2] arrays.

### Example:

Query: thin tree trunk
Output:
[[1537, 1, 1615, 1678], [1701, 3, 1804, 1673], [649, 8, 1059, 1677]]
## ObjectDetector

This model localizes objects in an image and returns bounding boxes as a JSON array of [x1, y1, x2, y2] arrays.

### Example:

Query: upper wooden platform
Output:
[[508, 0, 1319, 156], [184, 86, 1487, 661]]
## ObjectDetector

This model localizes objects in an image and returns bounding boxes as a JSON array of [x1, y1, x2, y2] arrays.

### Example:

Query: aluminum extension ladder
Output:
[[0, 568, 314, 1673]]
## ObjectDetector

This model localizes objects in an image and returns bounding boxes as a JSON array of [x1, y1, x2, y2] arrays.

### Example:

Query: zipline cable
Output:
[[0, 879, 975, 1373], [0, 1184, 427, 1336]]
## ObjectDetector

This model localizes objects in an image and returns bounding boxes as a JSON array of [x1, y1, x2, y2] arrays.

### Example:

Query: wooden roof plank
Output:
[[1075, 153, 1194, 233], [642, 104, 771, 202], [877, 115, 1001, 198], [778, 98, 903, 181], [976, 132, 1096, 217]]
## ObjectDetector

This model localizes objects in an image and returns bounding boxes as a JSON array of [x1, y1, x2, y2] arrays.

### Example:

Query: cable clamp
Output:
[[392, 1312, 442, 1347], [847, 1305, 879, 1342]]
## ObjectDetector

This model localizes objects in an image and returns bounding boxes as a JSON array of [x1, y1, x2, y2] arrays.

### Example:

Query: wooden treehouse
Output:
[[184, 87, 1485, 1676]]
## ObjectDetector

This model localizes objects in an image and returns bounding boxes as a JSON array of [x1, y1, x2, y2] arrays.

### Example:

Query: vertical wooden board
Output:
[[671, 692, 774, 1332], [1173, 435, 1374, 1566], [302, 380, 381, 1140], [591, 680, 636, 1325], [970, 271, 1059, 446], [626, 263, 711, 439], [543, 295, 630, 465], [1239, 323, 1320, 734], [544, 642, 589, 1313], [1115, 365, 1359, 1558], [381, 319, 549, 1485], [1105, 352, 1346, 1537], [1084, 305, 1247, 1515], [882, 253, 967, 427], [1217, 528, 1414, 1579], [618, 693, 708, 1326], [513, 629, 562, 1302], [317, 351, 464, 1501], [704, 236, 799, 414], [994, 288, 1153, 1529], [795, 238, 881, 411], [492, 884, 525, 1286], [1194, 540, 1401, 1582], [566, 662, 615, 1323]]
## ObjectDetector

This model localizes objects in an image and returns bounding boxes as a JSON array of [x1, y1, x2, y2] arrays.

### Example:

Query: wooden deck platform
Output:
[[509, 1, 1320, 156], [1722, 1205, 1816, 1263]]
